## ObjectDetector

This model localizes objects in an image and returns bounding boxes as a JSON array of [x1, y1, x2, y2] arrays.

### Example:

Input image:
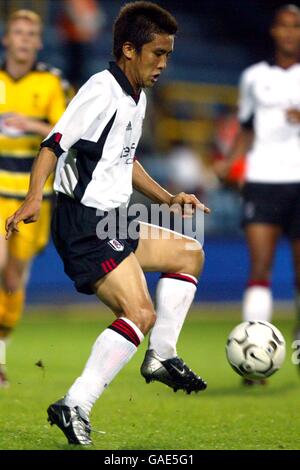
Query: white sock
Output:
[[149, 273, 198, 360], [242, 285, 273, 322], [65, 317, 144, 416]]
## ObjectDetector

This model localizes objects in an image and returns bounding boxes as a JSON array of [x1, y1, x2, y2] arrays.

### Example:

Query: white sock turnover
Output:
[[242, 285, 273, 323]]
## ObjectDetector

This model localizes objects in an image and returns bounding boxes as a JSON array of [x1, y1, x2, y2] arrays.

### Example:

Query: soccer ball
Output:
[[226, 321, 286, 380]]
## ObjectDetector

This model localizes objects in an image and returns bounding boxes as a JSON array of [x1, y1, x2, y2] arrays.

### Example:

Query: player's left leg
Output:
[[135, 222, 207, 393]]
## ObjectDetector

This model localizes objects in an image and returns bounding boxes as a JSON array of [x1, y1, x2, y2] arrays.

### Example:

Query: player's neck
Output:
[[5, 56, 36, 80], [116, 59, 141, 95], [274, 51, 299, 69]]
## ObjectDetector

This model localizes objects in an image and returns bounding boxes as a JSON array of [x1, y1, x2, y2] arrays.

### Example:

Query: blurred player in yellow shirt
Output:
[[0, 10, 71, 387]]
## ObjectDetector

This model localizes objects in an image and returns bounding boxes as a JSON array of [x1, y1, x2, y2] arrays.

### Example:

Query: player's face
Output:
[[3, 19, 42, 64], [133, 33, 174, 88], [271, 11, 300, 56]]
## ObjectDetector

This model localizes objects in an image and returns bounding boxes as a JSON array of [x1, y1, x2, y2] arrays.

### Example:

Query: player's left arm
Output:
[[132, 160, 210, 214]]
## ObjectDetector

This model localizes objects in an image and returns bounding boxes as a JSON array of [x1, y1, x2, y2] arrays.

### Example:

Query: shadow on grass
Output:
[[205, 381, 299, 397]]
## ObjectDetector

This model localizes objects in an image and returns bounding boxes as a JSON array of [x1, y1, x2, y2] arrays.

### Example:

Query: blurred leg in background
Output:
[[243, 224, 281, 323]]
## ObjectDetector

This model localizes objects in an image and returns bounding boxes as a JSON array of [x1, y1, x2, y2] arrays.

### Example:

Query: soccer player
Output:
[[6, 2, 209, 445], [0, 10, 71, 387], [215, 4, 300, 383]]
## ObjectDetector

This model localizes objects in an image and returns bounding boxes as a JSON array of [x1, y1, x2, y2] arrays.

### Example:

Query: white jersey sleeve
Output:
[[238, 68, 255, 126], [41, 75, 109, 156]]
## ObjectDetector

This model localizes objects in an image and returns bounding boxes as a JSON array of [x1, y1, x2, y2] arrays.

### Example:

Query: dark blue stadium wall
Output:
[[27, 238, 294, 304]]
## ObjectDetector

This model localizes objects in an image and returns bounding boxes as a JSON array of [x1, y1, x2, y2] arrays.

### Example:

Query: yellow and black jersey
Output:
[[0, 61, 72, 199]]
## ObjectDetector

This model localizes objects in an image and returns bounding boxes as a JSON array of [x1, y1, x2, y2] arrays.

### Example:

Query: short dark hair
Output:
[[272, 4, 300, 25], [113, 1, 178, 60]]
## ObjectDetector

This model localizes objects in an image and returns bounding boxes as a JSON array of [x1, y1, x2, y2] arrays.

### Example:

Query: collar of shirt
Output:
[[266, 57, 300, 70], [108, 61, 141, 104], [0, 60, 38, 81]]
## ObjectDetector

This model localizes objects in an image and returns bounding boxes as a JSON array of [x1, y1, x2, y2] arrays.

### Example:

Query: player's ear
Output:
[[122, 42, 136, 60]]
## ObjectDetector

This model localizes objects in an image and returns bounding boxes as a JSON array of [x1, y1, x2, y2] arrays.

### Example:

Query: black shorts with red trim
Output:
[[242, 182, 300, 239], [51, 193, 140, 295]]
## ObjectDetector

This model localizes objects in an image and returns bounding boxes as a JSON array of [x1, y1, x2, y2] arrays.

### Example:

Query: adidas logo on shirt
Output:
[[126, 121, 132, 131]]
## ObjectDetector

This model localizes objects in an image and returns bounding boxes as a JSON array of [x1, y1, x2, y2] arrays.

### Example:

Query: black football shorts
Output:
[[51, 193, 140, 295], [242, 182, 300, 239]]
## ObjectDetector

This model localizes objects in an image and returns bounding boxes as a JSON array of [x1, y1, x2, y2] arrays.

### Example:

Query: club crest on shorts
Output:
[[108, 239, 124, 252]]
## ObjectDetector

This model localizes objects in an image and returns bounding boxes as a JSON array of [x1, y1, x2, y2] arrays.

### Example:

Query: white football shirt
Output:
[[238, 61, 300, 183], [42, 62, 147, 211]]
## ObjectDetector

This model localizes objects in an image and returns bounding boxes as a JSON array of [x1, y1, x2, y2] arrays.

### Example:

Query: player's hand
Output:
[[286, 108, 300, 124], [4, 114, 39, 133], [5, 197, 42, 240], [170, 192, 210, 216]]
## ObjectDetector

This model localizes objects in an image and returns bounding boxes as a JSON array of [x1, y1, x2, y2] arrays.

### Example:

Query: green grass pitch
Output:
[[1, 305, 299, 450]]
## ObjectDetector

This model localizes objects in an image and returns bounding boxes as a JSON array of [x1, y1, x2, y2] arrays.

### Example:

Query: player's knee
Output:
[[183, 240, 204, 276], [193, 241, 205, 268], [124, 303, 156, 335], [139, 306, 156, 333]]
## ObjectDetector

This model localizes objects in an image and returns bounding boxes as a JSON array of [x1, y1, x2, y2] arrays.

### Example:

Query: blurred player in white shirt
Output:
[[216, 4, 300, 382]]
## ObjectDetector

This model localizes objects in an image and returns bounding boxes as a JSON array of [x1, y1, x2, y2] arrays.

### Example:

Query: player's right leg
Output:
[[47, 211, 155, 445], [242, 183, 284, 325], [243, 223, 281, 321], [135, 222, 207, 394], [241, 223, 281, 386], [243, 223, 281, 323], [241, 183, 286, 385]]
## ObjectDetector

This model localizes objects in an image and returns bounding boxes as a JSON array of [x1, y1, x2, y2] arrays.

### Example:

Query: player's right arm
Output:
[[214, 68, 255, 180], [5, 147, 57, 238], [5, 75, 108, 238]]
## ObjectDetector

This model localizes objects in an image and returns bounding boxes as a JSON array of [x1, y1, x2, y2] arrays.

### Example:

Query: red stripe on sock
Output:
[[116, 319, 140, 346], [247, 280, 270, 288], [112, 324, 139, 347], [118, 319, 140, 344], [110, 319, 140, 346], [161, 273, 198, 287]]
